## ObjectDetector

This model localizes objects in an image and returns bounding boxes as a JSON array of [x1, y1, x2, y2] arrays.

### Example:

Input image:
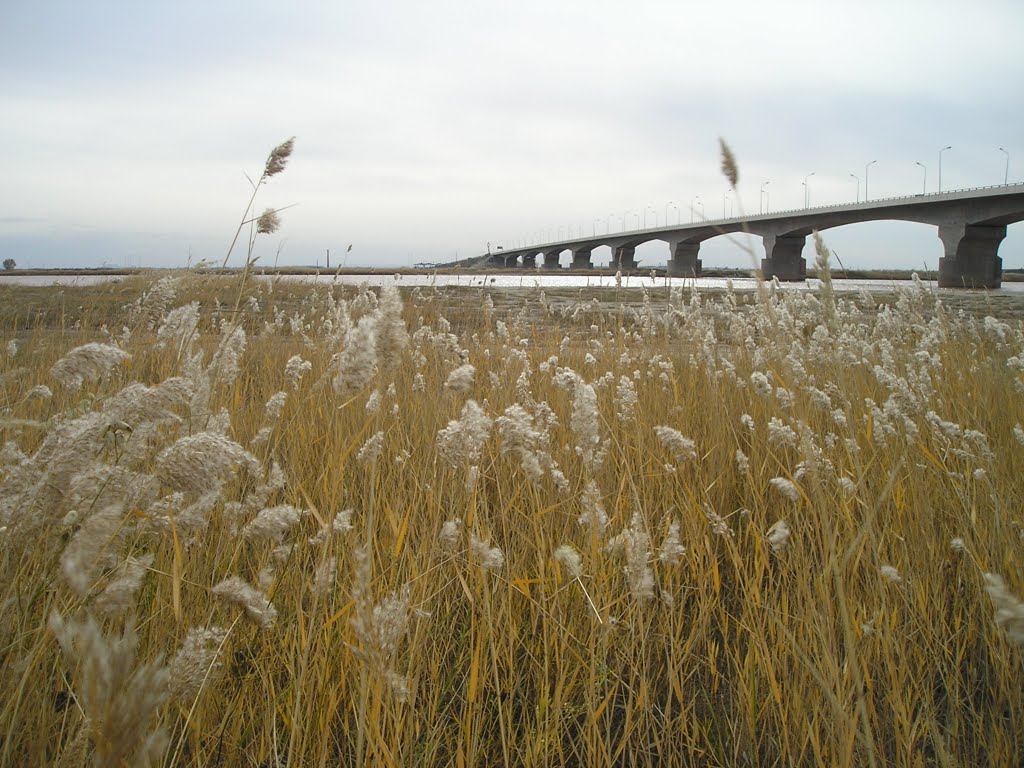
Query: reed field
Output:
[[2, 142, 1024, 766]]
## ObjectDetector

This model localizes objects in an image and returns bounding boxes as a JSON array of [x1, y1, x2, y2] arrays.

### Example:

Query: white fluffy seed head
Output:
[[51, 342, 131, 390], [658, 520, 686, 565], [769, 477, 800, 502], [553, 544, 583, 580], [436, 400, 492, 467], [469, 533, 505, 571], [212, 576, 277, 628], [879, 565, 903, 584], [766, 520, 791, 555], [242, 504, 305, 543], [984, 573, 1024, 646], [155, 432, 259, 495], [444, 363, 476, 393], [439, 518, 462, 550], [168, 626, 229, 703], [654, 426, 697, 462]]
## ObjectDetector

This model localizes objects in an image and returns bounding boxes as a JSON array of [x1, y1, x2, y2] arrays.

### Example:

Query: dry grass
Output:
[[1, 264, 1023, 767]]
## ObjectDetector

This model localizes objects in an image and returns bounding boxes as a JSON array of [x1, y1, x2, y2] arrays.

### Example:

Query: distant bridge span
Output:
[[483, 184, 1024, 288]]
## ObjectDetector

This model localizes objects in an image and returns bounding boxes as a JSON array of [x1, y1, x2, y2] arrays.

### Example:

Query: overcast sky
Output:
[[2, 0, 1022, 271]]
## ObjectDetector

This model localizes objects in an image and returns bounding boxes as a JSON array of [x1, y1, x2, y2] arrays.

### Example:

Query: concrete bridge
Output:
[[483, 184, 1024, 288]]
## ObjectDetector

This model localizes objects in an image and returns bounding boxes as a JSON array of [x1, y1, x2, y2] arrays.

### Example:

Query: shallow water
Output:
[[5, 272, 1023, 294]]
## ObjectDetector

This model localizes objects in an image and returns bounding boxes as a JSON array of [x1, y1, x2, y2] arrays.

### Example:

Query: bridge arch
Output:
[[798, 219, 944, 273]]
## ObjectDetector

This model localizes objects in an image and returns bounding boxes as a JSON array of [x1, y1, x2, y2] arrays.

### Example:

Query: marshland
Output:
[[2, 256, 1024, 766], [2, 139, 1024, 767]]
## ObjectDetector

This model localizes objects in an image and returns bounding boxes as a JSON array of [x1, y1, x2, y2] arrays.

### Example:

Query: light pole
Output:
[[592, 219, 600, 236], [865, 160, 877, 202], [760, 180, 770, 214], [607, 213, 615, 233], [671, 203, 680, 224], [664, 201, 673, 226], [634, 212, 640, 230], [850, 173, 860, 203], [915, 162, 927, 194], [696, 197, 704, 219], [723, 190, 732, 218], [803, 172, 815, 209], [999, 147, 1010, 184], [938, 145, 951, 192]]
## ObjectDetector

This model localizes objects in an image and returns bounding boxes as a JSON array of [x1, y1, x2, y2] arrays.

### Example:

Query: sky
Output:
[[2, 0, 1022, 271]]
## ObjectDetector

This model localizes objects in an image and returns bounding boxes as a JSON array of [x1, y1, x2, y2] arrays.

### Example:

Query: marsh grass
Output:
[[1, 265, 1023, 767], [2, 140, 1024, 766]]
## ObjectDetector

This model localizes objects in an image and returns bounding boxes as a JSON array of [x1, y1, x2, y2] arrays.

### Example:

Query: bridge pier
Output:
[[571, 247, 593, 270], [761, 234, 807, 281], [520, 253, 537, 269], [542, 251, 561, 269], [938, 224, 1004, 288], [667, 242, 702, 277], [614, 246, 638, 270]]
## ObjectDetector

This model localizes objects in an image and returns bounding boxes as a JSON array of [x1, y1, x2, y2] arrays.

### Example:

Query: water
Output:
[[3, 272, 1024, 294]]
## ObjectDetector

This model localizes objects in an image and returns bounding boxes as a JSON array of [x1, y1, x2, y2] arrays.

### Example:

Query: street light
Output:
[[670, 203, 680, 224], [803, 172, 815, 209], [850, 173, 860, 203], [607, 213, 615, 233], [664, 201, 673, 226], [915, 161, 927, 194], [938, 145, 951, 192], [760, 180, 770, 214], [723, 190, 731, 218], [999, 147, 1010, 185], [865, 160, 877, 202], [691, 196, 705, 223]]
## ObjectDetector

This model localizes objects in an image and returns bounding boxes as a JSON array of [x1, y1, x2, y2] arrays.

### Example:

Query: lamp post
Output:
[[723, 190, 731, 218], [865, 160, 877, 202], [915, 162, 927, 194], [803, 172, 815, 209], [664, 201, 673, 227], [607, 213, 615, 233], [999, 147, 1010, 185], [938, 145, 951, 192], [760, 180, 770, 214], [634, 212, 640, 230], [850, 173, 860, 203], [671, 203, 680, 224]]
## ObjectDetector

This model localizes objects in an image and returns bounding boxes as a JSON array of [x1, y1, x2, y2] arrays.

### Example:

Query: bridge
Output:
[[482, 184, 1024, 288]]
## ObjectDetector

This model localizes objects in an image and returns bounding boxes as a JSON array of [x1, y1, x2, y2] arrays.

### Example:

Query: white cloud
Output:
[[1, 0, 1022, 268]]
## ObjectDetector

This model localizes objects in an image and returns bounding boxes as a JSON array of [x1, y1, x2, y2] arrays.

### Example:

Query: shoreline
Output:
[[4, 265, 1023, 282]]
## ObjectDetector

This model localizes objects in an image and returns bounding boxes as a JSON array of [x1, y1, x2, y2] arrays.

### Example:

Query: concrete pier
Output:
[[481, 186, 1024, 287], [667, 242, 702, 277], [938, 223, 1005, 288], [760, 234, 808, 281]]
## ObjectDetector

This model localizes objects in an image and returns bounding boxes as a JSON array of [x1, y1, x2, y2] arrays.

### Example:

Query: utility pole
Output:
[[326, 249, 330, 269]]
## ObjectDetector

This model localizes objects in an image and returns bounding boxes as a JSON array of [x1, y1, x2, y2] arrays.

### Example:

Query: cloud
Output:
[[1, 0, 1022, 269]]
